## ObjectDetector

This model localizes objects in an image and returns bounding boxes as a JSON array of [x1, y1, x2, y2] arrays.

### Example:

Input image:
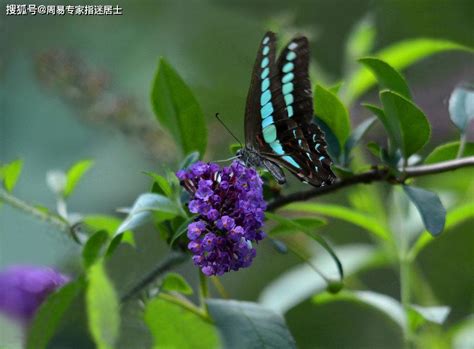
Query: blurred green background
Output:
[[1, 0, 473, 348]]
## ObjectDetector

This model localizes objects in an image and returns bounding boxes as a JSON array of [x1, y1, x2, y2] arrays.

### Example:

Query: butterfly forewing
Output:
[[244, 33, 289, 154], [276, 36, 313, 124], [243, 32, 336, 187]]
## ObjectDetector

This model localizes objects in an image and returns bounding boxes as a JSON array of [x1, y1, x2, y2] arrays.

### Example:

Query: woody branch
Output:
[[267, 156, 474, 211]]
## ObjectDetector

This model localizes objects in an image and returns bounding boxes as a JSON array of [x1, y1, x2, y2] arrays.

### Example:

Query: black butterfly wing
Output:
[[244, 32, 304, 169], [265, 35, 335, 186], [269, 35, 336, 186], [268, 122, 335, 186], [244, 32, 286, 150], [244, 32, 335, 187]]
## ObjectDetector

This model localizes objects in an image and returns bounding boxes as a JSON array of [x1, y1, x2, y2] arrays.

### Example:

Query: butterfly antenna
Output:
[[215, 113, 243, 149]]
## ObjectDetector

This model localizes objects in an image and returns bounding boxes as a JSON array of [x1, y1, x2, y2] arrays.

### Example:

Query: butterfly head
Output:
[[236, 147, 263, 169]]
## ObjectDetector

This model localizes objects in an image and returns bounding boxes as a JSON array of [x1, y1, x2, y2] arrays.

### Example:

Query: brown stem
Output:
[[268, 156, 474, 211]]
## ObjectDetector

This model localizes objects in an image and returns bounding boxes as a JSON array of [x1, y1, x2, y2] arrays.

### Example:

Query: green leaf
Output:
[[170, 216, 195, 246], [283, 202, 391, 240], [359, 57, 411, 99], [266, 212, 326, 235], [407, 307, 426, 332], [403, 185, 446, 236], [424, 141, 474, 164], [451, 316, 474, 349], [345, 39, 474, 102], [207, 299, 296, 349], [86, 262, 120, 349], [161, 272, 193, 295], [266, 212, 342, 279], [179, 151, 201, 170], [313, 290, 406, 330], [82, 230, 109, 269], [268, 217, 327, 235], [314, 84, 351, 148], [83, 215, 121, 234], [26, 279, 85, 349], [116, 193, 179, 236], [83, 215, 135, 247], [151, 58, 207, 156], [314, 291, 450, 334], [267, 213, 338, 257], [380, 90, 431, 158], [344, 14, 375, 69], [366, 141, 382, 158], [1, 159, 23, 192], [362, 103, 400, 154], [449, 84, 474, 132], [410, 305, 450, 326], [259, 244, 383, 314], [144, 171, 173, 197], [64, 159, 93, 198], [105, 235, 124, 257], [409, 201, 474, 259], [343, 116, 377, 163], [328, 81, 344, 94], [145, 298, 218, 349]]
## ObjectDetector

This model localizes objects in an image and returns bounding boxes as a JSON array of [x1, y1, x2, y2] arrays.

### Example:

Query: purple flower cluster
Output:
[[176, 161, 266, 276], [0, 265, 70, 323]]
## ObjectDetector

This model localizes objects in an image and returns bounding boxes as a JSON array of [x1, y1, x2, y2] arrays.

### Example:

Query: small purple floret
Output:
[[0, 265, 70, 323], [177, 161, 266, 276]]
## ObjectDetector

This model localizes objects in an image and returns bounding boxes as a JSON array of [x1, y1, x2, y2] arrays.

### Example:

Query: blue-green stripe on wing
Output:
[[242, 32, 336, 187], [271, 36, 335, 186]]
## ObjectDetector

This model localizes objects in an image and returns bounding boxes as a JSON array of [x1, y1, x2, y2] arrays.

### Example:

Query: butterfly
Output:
[[237, 31, 336, 187]]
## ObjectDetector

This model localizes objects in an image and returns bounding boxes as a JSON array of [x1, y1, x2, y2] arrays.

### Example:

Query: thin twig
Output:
[[0, 187, 69, 232], [121, 251, 189, 303], [268, 156, 474, 211], [405, 156, 474, 177], [210, 276, 230, 299], [198, 270, 209, 314], [456, 133, 467, 159], [0, 189, 190, 303]]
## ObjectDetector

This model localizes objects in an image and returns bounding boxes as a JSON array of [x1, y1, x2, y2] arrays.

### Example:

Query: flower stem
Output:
[[210, 276, 230, 299], [199, 270, 209, 314], [456, 132, 467, 159], [0, 187, 69, 232], [158, 293, 212, 324], [410, 262, 438, 305], [400, 256, 412, 348], [399, 219, 413, 348]]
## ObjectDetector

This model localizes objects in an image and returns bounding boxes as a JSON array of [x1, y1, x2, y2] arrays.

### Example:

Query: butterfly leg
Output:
[[263, 159, 286, 185]]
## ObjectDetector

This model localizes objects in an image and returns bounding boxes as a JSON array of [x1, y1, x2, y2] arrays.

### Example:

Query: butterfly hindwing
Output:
[[243, 32, 336, 187], [271, 123, 335, 186]]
